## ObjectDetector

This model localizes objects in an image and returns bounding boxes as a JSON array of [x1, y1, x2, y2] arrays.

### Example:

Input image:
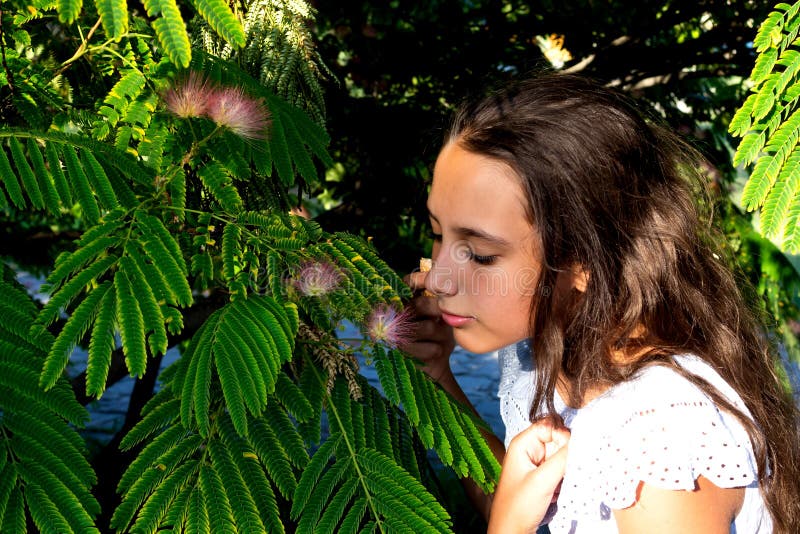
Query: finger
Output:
[[406, 271, 428, 291], [411, 318, 451, 340], [509, 418, 570, 465], [410, 295, 443, 318], [531, 443, 569, 490], [398, 340, 448, 362]]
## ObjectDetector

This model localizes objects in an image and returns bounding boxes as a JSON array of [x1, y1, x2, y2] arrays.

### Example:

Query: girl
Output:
[[404, 74, 800, 533]]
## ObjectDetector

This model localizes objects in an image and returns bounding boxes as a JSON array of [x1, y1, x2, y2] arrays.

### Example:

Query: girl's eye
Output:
[[469, 251, 497, 265], [429, 230, 443, 242]]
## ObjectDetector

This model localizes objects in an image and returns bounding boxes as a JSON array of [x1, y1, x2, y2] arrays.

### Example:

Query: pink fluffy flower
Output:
[[294, 261, 343, 297], [206, 86, 270, 140], [164, 71, 212, 118], [366, 304, 414, 348]]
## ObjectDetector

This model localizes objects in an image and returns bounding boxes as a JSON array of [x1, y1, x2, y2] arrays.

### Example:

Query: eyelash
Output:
[[469, 251, 497, 265], [429, 229, 497, 265]]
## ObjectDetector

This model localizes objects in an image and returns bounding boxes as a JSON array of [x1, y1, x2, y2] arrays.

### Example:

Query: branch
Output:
[[56, 18, 102, 75]]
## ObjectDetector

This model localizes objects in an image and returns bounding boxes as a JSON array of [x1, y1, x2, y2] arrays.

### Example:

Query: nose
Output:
[[424, 241, 458, 296]]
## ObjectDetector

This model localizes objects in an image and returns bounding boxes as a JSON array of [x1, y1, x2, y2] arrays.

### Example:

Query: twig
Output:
[[56, 18, 102, 74]]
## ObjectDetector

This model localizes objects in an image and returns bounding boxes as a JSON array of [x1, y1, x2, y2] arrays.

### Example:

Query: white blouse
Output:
[[497, 341, 772, 533]]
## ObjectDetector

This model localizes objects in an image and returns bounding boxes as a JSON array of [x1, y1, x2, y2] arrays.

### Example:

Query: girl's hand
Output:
[[488, 416, 570, 534], [400, 271, 455, 383]]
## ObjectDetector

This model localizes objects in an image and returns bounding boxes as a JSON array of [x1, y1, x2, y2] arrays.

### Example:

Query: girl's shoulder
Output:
[[552, 355, 761, 526], [578, 354, 751, 423]]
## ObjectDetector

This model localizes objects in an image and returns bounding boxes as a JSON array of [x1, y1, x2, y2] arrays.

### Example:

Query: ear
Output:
[[553, 264, 589, 297], [569, 264, 589, 293]]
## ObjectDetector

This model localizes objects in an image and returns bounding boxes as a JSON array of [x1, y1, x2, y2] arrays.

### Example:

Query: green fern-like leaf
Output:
[[94, 0, 128, 40], [37, 254, 118, 327], [119, 393, 181, 452], [1, 351, 86, 425], [132, 459, 199, 533], [755, 10, 785, 52], [8, 137, 44, 209], [743, 150, 785, 210], [223, 318, 268, 407], [777, 48, 800, 94], [291, 433, 338, 520], [280, 103, 333, 167], [17, 462, 98, 533], [208, 439, 266, 532], [274, 371, 314, 422], [281, 111, 319, 184], [752, 46, 779, 84], [214, 332, 250, 436], [115, 268, 148, 378], [113, 434, 203, 532], [162, 480, 193, 531], [120, 253, 168, 356], [118, 424, 185, 495], [80, 150, 120, 210], [182, 313, 218, 436], [135, 212, 193, 307], [200, 463, 238, 533], [57, 0, 82, 24], [761, 144, 800, 236], [85, 285, 116, 397], [185, 485, 209, 534], [61, 144, 101, 224], [217, 415, 286, 533], [190, 0, 246, 48], [406, 364, 436, 450], [246, 296, 296, 362], [315, 476, 359, 533], [338, 496, 368, 534], [0, 144, 25, 208], [40, 280, 110, 390], [139, 119, 170, 171], [0, 268, 99, 532], [47, 216, 123, 292], [755, 75, 780, 122], [230, 305, 278, 387], [198, 162, 243, 212], [221, 222, 241, 282], [45, 141, 72, 206], [358, 448, 452, 532], [127, 241, 177, 306], [389, 349, 419, 426], [266, 111, 293, 185], [178, 296, 299, 437], [733, 130, 766, 168], [26, 139, 61, 214], [295, 459, 349, 533]]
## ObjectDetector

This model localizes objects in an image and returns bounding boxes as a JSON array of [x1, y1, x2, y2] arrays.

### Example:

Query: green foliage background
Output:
[[0, 0, 799, 532]]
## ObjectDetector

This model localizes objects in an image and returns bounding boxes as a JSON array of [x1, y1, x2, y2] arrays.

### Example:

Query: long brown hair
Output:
[[448, 73, 800, 531]]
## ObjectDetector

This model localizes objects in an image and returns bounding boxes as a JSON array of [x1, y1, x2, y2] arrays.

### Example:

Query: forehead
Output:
[[428, 143, 531, 235]]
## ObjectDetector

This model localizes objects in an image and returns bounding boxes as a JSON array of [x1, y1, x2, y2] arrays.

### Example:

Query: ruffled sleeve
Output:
[[551, 361, 760, 527]]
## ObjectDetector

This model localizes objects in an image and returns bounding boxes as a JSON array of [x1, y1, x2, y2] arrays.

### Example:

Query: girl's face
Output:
[[424, 142, 542, 354]]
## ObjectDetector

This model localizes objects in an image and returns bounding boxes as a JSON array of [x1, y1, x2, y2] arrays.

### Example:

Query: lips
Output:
[[440, 310, 474, 327]]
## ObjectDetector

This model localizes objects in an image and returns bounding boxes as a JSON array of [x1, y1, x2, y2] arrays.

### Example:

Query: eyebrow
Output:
[[428, 211, 512, 247]]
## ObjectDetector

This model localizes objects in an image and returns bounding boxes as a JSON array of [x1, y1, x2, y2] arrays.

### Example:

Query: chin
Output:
[[455, 331, 529, 355], [454, 334, 506, 355]]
